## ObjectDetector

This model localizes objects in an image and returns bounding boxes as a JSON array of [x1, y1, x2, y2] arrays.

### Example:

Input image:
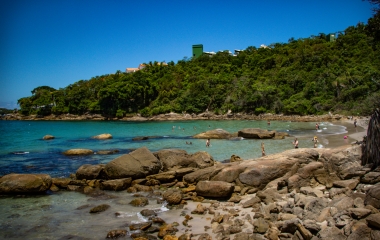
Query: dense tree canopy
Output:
[[18, 15, 380, 118]]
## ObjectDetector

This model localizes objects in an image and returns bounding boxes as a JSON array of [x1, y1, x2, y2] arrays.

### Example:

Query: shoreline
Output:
[[0, 112, 369, 122]]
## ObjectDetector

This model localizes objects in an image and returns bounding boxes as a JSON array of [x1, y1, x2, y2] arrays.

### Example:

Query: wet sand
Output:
[[329, 118, 368, 147]]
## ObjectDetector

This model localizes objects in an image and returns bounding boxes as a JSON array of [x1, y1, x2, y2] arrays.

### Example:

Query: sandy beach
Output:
[[336, 117, 368, 143]]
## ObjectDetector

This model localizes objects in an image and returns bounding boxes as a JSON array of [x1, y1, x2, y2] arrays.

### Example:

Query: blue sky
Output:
[[0, 0, 374, 109]]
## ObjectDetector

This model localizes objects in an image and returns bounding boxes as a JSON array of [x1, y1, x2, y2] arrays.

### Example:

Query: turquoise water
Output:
[[0, 120, 348, 177]]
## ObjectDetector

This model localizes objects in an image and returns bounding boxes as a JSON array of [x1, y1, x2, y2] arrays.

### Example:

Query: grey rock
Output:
[[364, 185, 380, 208], [361, 172, 380, 184], [105, 147, 161, 179], [347, 221, 371, 240], [253, 218, 269, 234], [242, 196, 261, 208], [237, 128, 276, 139], [155, 149, 215, 171], [317, 226, 346, 240], [303, 219, 321, 235], [195, 181, 234, 198], [281, 218, 301, 234], [100, 178, 132, 191], [348, 207, 372, 219], [366, 213, 380, 228], [333, 179, 359, 190], [333, 196, 354, 211]]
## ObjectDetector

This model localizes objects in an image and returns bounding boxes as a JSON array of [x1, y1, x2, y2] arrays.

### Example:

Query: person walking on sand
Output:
[[354, 119, 357, 128], [293, 138, 299, 149], [206, 139, 210, 147]]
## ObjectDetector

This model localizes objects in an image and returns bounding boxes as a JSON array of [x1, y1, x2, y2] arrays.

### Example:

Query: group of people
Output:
[[292, 136, 319, 149]]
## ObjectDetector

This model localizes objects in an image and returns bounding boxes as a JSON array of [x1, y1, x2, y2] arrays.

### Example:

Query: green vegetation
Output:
[[18, 11, 380, 117], [0, 108, 14, 114]]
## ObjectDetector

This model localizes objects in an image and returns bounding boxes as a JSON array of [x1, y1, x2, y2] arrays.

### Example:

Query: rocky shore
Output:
[[0, 111, 358, 123], [1, 132, 380, 240]]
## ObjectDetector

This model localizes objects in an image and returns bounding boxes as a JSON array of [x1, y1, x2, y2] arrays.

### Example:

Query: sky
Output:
[[0, 0, 374, 109]]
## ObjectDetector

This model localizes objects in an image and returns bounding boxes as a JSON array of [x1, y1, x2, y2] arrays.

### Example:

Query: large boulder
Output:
[[184, 148, 320, 188], [155, 149, 215, 171], [0, 173, 52, 194], [76, 164, 105, 180], [63, 149, 94, 156], [238, 155, 300, 189], [195, 181, 234, 198], [104, 147, 161, 179], [92, 133, 112, 139], [238, 128, 276, 139], [318, 145, 363, 179], [193, 129, 232, 139], [211, 163, 245, 183]]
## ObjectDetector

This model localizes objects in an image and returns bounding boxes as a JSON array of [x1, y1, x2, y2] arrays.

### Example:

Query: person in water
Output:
[[312, 136, 318, 148], [206, 139, 210, 147], [261, 142, 266, 156], [293, 138, 299, 149]]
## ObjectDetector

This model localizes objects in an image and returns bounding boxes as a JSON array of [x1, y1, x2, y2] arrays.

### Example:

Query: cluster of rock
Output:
[[1, 144, 380, 239], [1, 112, 348, 122], [193, 128, 289, 140], [1, 113, 106, 121]]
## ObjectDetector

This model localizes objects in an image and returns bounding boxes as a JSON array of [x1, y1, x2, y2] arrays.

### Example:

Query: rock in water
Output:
[[42, 135, 55, 140], [106, 229, 126, 238], [63, 149, 94, 156], [0, 173, 52, 194], [92, 133, 112, 139], [193, 129, 232, 139], [89, 204, 110, 213]]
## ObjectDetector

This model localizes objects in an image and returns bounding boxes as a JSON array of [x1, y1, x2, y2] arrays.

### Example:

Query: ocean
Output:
[[0, 120, 350, 178], [0, 119, 352, 239]]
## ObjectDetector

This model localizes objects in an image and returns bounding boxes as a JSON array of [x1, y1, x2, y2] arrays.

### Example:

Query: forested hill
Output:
[[18, 14, 380, 118]]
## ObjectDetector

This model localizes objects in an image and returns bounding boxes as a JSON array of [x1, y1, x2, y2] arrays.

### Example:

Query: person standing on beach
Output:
[[206, 139, 210, 147], [354, 119, 357, 128], [293, 138, 299, 148]]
